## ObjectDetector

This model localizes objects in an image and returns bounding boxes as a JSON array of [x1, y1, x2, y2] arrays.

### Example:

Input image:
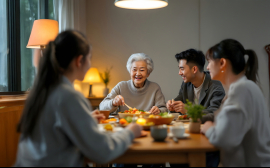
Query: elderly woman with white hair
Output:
[[99, 53, 167, 114]]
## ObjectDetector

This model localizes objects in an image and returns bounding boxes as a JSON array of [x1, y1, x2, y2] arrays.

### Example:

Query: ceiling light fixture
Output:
[[115, 0, 168, 10]]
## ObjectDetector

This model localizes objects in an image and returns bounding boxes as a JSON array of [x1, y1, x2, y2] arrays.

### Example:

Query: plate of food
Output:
[[98, 123, 123, 133], [99, 123, 148, 137], [118, 117, 155, 130], [177, 115, 190, 122], [145, 112, 174, 125], [118, 108, 151, 118], [99, 118, 117, 124]]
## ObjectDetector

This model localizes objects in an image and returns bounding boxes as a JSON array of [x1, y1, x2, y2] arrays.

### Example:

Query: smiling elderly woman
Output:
[[99, 53, 167, 114]]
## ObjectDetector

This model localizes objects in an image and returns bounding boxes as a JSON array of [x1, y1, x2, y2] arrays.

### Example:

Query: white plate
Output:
[[168, 133, 190, 139], [98, 124, 124, 133]]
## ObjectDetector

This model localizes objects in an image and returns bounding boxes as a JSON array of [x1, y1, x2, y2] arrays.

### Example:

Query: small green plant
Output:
[[99, 67, 113, 88], [185, 99, 205, 123]]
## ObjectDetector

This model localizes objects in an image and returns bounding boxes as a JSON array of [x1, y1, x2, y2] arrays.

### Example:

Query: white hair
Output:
[[126, 53, 154, 74]]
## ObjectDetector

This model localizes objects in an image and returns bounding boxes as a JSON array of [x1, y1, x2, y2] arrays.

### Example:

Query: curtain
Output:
[[53, 0, 86, 34], [265, 45, 270, 111]]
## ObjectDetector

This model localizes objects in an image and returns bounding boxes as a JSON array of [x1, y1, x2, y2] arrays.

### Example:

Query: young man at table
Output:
[[166, 49, 225, 124], [167, 49, 224, 167]]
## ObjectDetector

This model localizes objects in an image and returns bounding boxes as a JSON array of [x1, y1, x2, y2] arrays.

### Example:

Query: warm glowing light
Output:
[[115, 0, 168, 10], [136, 118, 146, 126], [83, 68, 102, 84], [27, 19, 59, 48]]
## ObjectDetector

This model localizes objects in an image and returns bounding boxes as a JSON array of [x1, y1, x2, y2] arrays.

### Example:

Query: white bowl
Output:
[[170, 126, 185, 138], [170, 113, 180, 120]]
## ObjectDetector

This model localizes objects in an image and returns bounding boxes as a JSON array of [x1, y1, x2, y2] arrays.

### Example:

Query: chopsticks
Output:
[[125, 103, 133, 110]]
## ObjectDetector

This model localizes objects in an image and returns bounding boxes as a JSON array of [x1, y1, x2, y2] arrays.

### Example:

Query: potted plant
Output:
[[185, 100, 205, 133], [99, 67, 112, 97]]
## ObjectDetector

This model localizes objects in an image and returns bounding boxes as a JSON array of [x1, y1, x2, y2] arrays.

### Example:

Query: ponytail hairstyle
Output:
[[18, 30, 90, 138], [206, 39, 259, 84]]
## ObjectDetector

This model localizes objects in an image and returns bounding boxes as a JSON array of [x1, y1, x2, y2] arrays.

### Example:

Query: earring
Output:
[[221, 71, 224, 73]]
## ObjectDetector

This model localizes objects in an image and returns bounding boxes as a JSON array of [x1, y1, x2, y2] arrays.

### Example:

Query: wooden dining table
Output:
[[87, 120, 218, 167]]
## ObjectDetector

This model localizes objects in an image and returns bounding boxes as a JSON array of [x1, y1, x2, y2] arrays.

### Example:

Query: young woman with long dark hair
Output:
[[201, 39, 270, 167], [15, 30, 142, 167]]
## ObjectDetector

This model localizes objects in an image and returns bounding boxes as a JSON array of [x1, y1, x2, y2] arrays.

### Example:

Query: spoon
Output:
[[173, 136, 179, 143]]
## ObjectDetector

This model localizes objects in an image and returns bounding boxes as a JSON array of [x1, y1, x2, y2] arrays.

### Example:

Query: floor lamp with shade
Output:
[[27, 19, 59, 70], [83, 67, 102, 97]]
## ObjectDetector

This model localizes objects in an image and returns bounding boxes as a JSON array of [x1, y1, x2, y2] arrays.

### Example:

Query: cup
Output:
[[99, 110, 110, 119], [170, 124, 185, 138], [150, 125, 168, 142]]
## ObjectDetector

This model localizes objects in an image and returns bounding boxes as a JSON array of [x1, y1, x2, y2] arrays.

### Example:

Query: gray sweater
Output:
[[15, 76, 134, 167], [99, 79, 167, 114], [206, 76, 270, 167]]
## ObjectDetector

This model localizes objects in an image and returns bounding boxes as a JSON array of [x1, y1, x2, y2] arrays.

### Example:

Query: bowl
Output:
[[99, 111, 110, 119], [170, 125, 185, 138], [170, 113, 180, 120], [118, 113, 150, 119], [146, 117, 174, 125], [150, 125, 168, 141]]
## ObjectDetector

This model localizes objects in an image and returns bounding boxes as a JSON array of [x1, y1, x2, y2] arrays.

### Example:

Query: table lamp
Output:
[[83, 67, 102, 97], [27, 19, 59, 49]]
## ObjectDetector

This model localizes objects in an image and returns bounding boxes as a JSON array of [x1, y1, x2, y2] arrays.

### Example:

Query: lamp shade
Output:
[[27, 19, 59, 49], [83, 68, 102, 84], [115, 0, 168, 10]]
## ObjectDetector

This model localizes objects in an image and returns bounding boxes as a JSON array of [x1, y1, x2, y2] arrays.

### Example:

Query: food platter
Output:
[[118, 108, 151, 118], [118, 113, 150, 118]]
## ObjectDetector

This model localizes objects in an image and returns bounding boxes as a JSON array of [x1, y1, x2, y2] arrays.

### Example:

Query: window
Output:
[[1, 0, 55, 93], [0, 0, 8, 92], [20, 0, 39, 91]]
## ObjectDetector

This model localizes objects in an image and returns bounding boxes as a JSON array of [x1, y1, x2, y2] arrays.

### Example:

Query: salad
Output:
[[119, 116, 154, 126], [119, 108, 149, 114], [149, 112, 173, 119]]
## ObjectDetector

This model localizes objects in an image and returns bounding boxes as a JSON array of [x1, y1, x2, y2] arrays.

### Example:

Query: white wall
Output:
[[200, 0, 270, 107], [84, 0, 270, 106], [85, 0, 200, 101]]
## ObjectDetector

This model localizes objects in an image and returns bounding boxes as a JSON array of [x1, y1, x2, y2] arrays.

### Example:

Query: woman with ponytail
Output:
[[201, 39, 270, 166], [15, 30, 142, 167]]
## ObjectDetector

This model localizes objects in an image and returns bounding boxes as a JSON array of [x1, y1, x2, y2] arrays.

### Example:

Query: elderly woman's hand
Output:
[[149, 106, 160, 115], [113, 95, 125, 107]]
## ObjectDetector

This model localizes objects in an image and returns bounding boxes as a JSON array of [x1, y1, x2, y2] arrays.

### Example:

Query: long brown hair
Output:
[[206, 39, 259, 84], [18, 30, 90, 138]]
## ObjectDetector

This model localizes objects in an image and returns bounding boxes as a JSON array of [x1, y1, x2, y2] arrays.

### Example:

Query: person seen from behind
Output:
[[15, 30, 142, 167], [201, 39, 270, 167]]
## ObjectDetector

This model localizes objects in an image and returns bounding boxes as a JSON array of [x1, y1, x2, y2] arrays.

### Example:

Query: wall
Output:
[[83, 0, 270, 107], [85, 0, 200, 100], [200, 0, 270, 107]]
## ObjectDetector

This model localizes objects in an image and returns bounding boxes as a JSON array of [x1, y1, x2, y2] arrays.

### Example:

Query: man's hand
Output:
[[201, 121, 214, 134], [91, 110, 105, 122], [149, 106, 160, 115], [166, 100, 174, 112], [172, 101, 187, 114], [113, 95, 125, 107]]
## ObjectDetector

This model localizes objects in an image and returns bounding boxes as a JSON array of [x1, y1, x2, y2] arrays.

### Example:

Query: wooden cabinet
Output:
[[0, 105, 24, 167], [0, 96, 105, 166], [86, 97, 105, 109]]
